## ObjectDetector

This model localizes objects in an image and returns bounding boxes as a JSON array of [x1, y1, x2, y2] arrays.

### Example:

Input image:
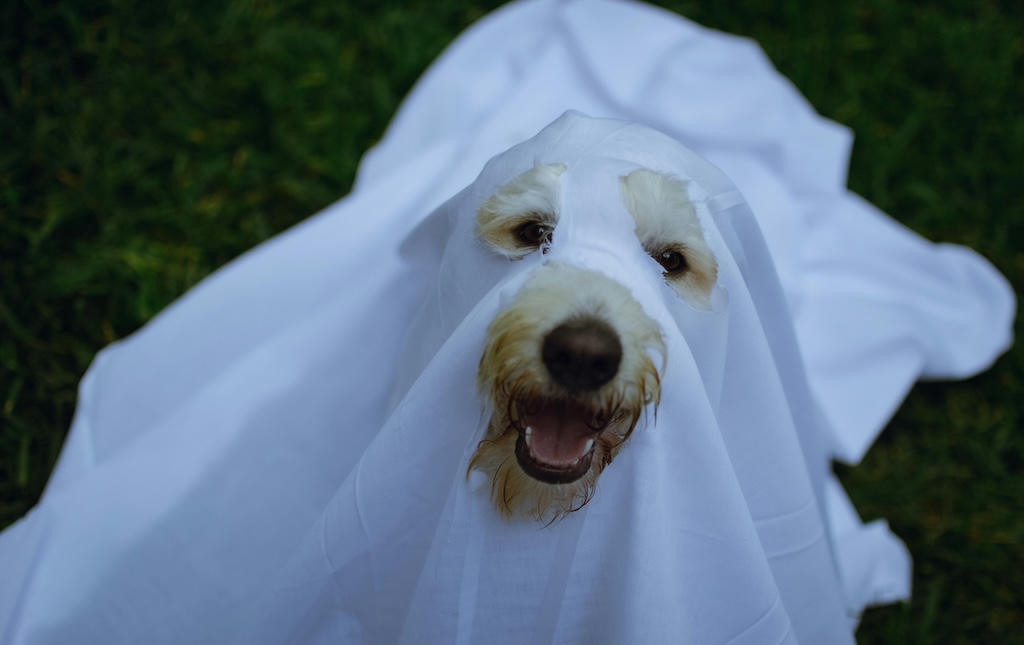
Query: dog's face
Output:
[[470, 163, 718, 521]]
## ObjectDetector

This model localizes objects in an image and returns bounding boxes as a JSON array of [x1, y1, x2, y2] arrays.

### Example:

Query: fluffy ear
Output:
[[476, 163, 566, 259], [620, 168, 717, 309]]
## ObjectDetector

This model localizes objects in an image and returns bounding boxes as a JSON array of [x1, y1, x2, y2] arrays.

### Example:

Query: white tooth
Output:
[[525, 426, 532, 446], [584, 438, 594, 454]]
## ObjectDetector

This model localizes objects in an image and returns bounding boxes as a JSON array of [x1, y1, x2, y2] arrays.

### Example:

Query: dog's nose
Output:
[[542, 318, 622, 391]]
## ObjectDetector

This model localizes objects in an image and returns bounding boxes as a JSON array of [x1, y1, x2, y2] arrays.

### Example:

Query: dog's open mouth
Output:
[[513, 398, 610, 484]]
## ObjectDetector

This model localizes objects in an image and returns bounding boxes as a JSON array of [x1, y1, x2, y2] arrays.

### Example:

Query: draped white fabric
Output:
[[0, 1, 1013, 643]]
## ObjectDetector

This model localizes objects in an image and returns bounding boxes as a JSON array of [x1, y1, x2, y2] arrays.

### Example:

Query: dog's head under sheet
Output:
[[390, 112, 745, 521], [470, 162, 719, 520]]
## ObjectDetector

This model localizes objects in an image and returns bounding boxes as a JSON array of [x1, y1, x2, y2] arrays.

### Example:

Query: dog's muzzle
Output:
[[513, 317, 621, 485]]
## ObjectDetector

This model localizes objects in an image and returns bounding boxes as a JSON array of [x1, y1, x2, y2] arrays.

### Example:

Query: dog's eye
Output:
[[516, 221, 553, 247], [655, 250, 688, 274]]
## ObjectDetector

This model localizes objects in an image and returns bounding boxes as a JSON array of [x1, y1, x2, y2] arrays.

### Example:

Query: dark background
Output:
[[1, 1, 1021, 641]]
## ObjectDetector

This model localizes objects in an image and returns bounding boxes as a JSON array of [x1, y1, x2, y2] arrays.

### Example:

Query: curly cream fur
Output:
[[470, 164, 714, 522], [471, 264, 664, 521], [621, 168, 717, 309]]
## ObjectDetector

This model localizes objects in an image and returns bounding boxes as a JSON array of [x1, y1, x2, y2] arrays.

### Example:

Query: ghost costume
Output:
[[0, 1, 1014, 644]]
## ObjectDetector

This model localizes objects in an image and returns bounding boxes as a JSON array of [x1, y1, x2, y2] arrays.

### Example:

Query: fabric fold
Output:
[[0, 1, 1013, 643]]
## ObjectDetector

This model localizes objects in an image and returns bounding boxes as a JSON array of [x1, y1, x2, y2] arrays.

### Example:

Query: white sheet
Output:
[[0, 1, 1013, 643]]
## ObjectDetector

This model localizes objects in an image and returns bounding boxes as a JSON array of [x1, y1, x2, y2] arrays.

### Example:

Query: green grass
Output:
[[1, 0, 1021, 642]]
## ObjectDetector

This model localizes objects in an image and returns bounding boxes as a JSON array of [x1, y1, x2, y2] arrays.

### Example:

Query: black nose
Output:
[[542, 318, 622, 391]]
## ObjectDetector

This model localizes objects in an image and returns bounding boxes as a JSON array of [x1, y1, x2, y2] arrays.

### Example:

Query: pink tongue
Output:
[[524, 401, 597, 466]]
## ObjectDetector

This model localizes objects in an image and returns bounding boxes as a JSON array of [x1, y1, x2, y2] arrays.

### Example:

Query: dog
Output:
[[469, 163, 718, 521]]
